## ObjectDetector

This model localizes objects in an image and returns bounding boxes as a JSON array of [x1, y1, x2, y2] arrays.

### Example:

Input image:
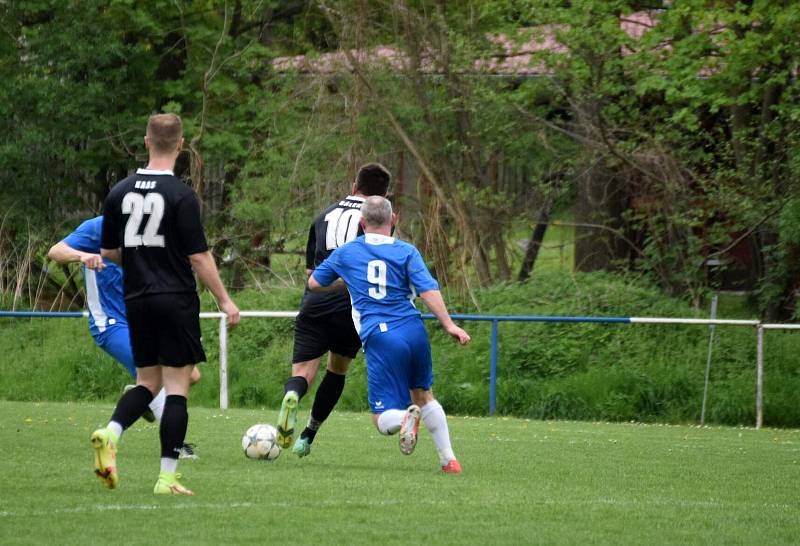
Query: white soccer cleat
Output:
[[399, 405, 421, 455]]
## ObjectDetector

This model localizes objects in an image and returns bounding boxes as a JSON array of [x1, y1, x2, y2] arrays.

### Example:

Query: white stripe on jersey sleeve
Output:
[[350, 296, 362, 336], [84, 268, 108, 333]]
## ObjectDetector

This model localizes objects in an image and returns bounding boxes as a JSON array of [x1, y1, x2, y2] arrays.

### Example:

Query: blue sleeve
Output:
[[407, 247, 439, 293], [311, 248, 342, 287], [63, 217, 102, 254]]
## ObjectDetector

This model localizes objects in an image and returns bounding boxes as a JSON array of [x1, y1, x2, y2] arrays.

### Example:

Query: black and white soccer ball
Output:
[[242, 424, 282, 461]]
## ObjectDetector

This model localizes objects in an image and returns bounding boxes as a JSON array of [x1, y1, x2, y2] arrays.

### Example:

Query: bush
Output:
[[2, 272, 798, 426]]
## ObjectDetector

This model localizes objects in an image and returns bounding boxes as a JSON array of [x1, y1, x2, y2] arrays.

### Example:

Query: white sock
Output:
[[160, 457, 178, 473], [377, 409, 405, 435], [149, 388, 167, 422], [106, 421, 123, 441], [420, 400, 455, 466]]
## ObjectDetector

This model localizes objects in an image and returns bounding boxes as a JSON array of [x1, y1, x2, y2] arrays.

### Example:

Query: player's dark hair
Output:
[[355, 163, 391, 196], [146, 113, 183, 154]]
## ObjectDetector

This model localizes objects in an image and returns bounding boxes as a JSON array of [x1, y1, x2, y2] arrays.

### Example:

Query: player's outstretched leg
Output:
[[277, 376, 307, 448], [90, 384, 154, 488], [124, 384, 157, 423], [153, 471, 194, 496], [293, 370, 346, 457], [90, 428, 119, 489], [399, 404, 421, 455], [420, 399, 461, 474], [155, 394, 192, 494], [277, 391, 299, 449]]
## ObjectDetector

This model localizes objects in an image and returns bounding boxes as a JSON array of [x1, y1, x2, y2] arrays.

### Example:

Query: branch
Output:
[[707, 198, 793, 260], [558, 221, 645, 258], [193, 2, 232, 148]]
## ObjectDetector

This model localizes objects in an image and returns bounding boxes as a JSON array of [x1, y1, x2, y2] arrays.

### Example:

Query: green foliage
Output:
[[2, 275, 798, 427], [2, 2, 800, 429], [0, 1, 337, 297], [484, 0, 800, 312], [3, 400, 800, 545], [5, 0, 799, 314]]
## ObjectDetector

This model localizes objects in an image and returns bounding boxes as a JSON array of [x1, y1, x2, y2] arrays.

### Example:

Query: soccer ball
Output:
[[242, 424, 282, 461]]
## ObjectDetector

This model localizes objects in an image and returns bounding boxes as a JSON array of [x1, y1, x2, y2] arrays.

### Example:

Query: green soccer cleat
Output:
[[153, 472, 194, 496], [276, 391, 299, 449], [399, 405, 421, 455], [292, 436, 312, 458], [90, 428, 119, 489]]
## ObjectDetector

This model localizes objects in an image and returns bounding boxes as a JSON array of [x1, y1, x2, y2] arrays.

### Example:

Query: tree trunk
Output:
[[574, 159, 628, 272], [518, 207, 550, 281], [493, 232, 511, 281]]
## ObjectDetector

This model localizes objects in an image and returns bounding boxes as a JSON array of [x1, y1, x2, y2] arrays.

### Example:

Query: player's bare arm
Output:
[[100, 247, 122, 266], [189, 250, 241, 327], [419, 289, 471, 345], [307, 275, 346, 293], [48, 241, 106, 270]]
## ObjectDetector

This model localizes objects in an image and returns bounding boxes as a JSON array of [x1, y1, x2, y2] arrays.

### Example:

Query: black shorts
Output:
[[126, 292, 206, 367], [292, 309, 362, 363]]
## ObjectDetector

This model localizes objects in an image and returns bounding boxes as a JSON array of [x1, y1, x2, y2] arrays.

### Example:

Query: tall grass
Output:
[[0, 215, 64, 311], [1, 272, 798, 426]]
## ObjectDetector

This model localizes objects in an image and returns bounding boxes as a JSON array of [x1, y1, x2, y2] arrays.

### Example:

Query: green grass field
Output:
[[1, 401, 798, 545]]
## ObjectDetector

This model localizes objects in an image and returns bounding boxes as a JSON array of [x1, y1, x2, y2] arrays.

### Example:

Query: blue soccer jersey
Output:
[[311, 233, 439, 345], [63, 216, 127, 337]]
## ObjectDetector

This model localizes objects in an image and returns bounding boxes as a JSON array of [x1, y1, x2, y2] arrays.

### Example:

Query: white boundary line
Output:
[[2, 497, 795, 519], [0, 502, 256, 518]]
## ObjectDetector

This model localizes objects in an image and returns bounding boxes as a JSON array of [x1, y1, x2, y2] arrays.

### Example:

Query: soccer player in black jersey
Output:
[[277, 163, 391, 457], [90, 113, 240, 496]]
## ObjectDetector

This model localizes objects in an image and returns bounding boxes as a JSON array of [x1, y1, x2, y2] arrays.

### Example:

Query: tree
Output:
[[506, 0, 800, 315]]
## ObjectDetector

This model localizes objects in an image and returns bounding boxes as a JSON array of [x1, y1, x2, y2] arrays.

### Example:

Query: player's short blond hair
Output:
[[361, 196, 393, 227], [146, 113, 183, 153]]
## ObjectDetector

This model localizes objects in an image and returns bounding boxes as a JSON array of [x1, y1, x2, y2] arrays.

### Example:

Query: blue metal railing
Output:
[[0, 311, 86, 318], [420, 314, 630, 414], [1, 310, 776, 424]]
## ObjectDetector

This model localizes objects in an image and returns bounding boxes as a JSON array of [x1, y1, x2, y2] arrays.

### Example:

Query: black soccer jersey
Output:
[[299, 195, 366, 317], [101, 168, 209, 301]]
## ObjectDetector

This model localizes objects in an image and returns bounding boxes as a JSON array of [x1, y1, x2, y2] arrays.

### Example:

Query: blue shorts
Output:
[[364, 319, 433, 414], [94, 325, 136, 378]]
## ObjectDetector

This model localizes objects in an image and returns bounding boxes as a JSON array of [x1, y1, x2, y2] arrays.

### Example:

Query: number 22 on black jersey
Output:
[[122, 192, 165, 247]]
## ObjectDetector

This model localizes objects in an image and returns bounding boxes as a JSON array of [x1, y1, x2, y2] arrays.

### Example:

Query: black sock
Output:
[[284, 375, 309, 400], [300, 427, 318, 442], [301, 371, 346, 444], [160, 395, 188, 459], [110, 385, 154, 430]]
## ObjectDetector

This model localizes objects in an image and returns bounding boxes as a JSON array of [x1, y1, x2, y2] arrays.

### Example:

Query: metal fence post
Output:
[[219, 316, 229, 410], [756, 325, 764, 429], [489, 319, 498, 416], [700, 294, 718, 425]]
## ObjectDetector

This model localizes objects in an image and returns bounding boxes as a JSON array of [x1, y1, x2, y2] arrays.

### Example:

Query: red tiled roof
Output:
[[272, 11, 660, 75]]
